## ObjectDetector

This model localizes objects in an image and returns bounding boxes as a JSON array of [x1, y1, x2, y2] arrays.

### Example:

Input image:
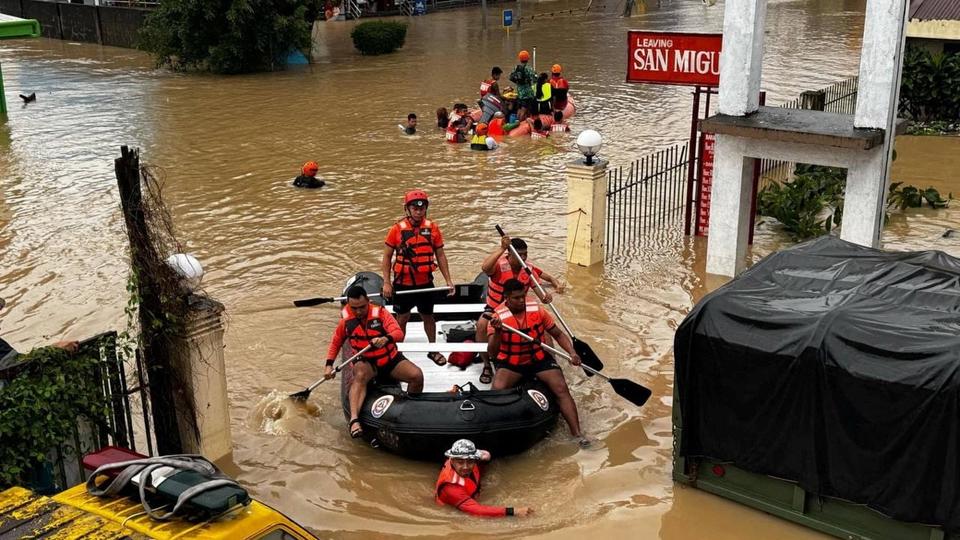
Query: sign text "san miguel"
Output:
[[627, 31, 723, 87]]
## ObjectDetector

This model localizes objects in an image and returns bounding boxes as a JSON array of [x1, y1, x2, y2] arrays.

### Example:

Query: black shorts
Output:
[[494, 356, 561, 378], [366, 353, 405, 383], [392, 281, 436, 315]]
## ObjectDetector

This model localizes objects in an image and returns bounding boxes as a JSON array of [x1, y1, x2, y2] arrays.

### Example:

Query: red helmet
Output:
[[404, 189, 429, 207]]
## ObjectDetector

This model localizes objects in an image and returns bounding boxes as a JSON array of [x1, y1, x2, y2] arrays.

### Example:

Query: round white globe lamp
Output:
[[166, 253, 204, 291], [576, 130, 603, 165]]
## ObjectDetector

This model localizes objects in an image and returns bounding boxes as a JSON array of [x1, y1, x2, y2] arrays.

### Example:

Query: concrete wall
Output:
[[4, 0, 149, 48], [908, 19, 960, 41]]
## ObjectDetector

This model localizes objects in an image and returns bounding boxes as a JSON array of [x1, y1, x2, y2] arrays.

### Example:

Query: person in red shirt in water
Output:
[[435, 439, 533, 518]]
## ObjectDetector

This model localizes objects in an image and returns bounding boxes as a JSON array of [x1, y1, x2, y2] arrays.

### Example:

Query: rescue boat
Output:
[[338, 272, 559, 461], [458, 95, 577, 138]]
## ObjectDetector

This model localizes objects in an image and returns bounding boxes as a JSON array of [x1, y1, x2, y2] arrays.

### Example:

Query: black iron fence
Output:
[[759, 76, 859, 186], [606, 142, 689, 256], [40, 331, 153, 493]]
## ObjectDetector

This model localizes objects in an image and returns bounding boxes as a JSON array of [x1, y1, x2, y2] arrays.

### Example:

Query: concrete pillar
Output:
[[566, 159, 608, 266], [705, 135, 754, 276], [170, 296, 233, 462], [717, 0, 768, 116], [855, 0, 908, 130], [840, 147, 886, 247]]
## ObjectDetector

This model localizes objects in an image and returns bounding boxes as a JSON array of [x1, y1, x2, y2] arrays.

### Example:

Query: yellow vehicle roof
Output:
[[0, 484, 316, 540]]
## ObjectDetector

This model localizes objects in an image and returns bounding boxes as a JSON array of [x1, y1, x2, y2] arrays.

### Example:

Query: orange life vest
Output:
[[392, 218, 439, 286], [486, 255, 537, 309], [435, 459, 482, 505], [494, 300, 548, 366], [341, 304, 400, 367]]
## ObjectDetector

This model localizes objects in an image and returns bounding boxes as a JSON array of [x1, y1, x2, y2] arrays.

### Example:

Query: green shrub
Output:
[[757, 165, 846, 240], [139, 0, 320, 74], [899, 44, 960, 123], [887, 182, 952, 210], [0, 343, 111, 488], [351, 21, 407, 56]]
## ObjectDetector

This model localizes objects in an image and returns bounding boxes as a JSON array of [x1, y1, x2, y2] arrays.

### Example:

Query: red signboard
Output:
[[695, 132, 715, 237], [627, 31, 722, 87]]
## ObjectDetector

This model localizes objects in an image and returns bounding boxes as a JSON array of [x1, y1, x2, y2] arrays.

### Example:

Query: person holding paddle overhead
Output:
[[323, 286, 424, 438], [487, 279, 588, 447], [475, 235, 564, 384], [435, 439, 534, 518], [382, 190, 455, 367]]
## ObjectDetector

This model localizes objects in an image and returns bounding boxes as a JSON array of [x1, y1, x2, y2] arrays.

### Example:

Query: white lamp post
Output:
[[575, 129, 603, 166], [166, 253, 204, 291]]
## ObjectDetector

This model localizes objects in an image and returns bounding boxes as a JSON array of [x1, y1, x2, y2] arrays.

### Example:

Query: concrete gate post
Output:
[[170, 296, 233, 462], [566, 159, 608, 266], [843, 0, 908, 248]]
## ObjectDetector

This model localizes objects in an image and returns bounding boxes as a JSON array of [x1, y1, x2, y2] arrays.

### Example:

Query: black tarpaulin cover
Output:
[[675, 236, 960, 530]]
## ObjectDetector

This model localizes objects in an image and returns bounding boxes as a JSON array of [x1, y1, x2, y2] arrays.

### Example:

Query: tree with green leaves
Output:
[[139, 0, 321, 74]]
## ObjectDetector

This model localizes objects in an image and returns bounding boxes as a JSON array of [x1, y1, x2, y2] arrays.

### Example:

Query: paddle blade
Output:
[[288, 388, 312, 401], [293, 297, 334, 308], [573, 337, 603, 377], [609, 378, 652, 407]]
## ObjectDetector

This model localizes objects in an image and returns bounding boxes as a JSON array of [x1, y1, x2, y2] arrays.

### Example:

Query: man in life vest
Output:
[[292, 161, 325, 188], [470, 123, 498, 151], [445, 103, 472, 144], [479, 66, 502, 99], [323, 286, 423, 438], [487, 278, 587, 446], [436, 439, 533, 517], [381, 190, 455, 366], [475, 236, 564, 384], [530, 118, 550, 140], [549, 64, 570, 112], [550, 111, 570, 133], [508, 50, 537, 114]]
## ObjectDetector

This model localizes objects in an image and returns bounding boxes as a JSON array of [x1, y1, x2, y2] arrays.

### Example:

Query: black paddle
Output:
[[289, 345, 371, 401], [495, 225, 604, 376], [293, 285, 454, 308], [487, 315, 652, 407]]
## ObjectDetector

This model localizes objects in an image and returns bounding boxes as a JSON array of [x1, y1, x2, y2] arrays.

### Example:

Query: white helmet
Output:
[[444, 439, 484, 460]]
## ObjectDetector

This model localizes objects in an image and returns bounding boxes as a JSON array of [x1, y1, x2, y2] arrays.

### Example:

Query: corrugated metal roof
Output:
[[910, 0, 960, 22]]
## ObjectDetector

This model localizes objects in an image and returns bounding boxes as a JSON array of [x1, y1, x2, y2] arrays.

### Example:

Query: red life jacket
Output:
[[486, 255, 538, 309], [435, 459, 482, 505], [341, 304, 400, 367], [392, 218, 439, 286], [488, 118, 505, 138], [531, 130, 549, 140], [494, 300, 548, 366], [445, 123, 460, 143], [550, 123, 569, 133], [479, 78, 496, 98], [550, 77, 569, 108]]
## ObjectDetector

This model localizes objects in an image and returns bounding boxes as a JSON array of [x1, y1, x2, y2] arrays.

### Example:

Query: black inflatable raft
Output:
[[338, 272, 559, 460]]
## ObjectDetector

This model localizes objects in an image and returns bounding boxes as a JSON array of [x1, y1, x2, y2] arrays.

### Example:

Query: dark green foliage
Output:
[[888, 182, 952, 210], [899, 44, 960, 123], [139, 0, 320, 74], [0, 344, 110, 488], [757, 165, 846, 240], [351, 21, 408, 56]]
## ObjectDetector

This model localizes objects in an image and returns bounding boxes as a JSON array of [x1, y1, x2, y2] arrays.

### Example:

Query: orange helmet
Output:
[[518, 50, 530, 62], [301, 161, 319, 175], [476, 123, 488, 136], [551, 64, 562, 74], [404, 189, 429, 207]]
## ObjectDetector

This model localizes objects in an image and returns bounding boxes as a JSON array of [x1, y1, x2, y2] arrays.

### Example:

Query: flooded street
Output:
[[2, 0, 958, 537]]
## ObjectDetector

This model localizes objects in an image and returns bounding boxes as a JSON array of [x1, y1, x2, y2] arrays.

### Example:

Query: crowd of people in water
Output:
[[318, 189, 584, 516], [433, 50, 572, 150]]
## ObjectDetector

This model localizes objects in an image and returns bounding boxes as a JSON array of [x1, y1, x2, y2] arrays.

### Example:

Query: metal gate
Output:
[[605, 142, 689, 255]]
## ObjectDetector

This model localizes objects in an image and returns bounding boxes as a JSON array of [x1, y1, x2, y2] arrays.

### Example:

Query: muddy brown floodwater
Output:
[[2, 0, 959, 537]]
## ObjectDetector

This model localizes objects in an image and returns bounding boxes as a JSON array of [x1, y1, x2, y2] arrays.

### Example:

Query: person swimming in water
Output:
[[292, 161, 325, 188]]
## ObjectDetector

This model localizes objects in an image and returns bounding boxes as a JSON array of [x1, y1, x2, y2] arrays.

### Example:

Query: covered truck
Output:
[[674, 236, 960, 540]]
